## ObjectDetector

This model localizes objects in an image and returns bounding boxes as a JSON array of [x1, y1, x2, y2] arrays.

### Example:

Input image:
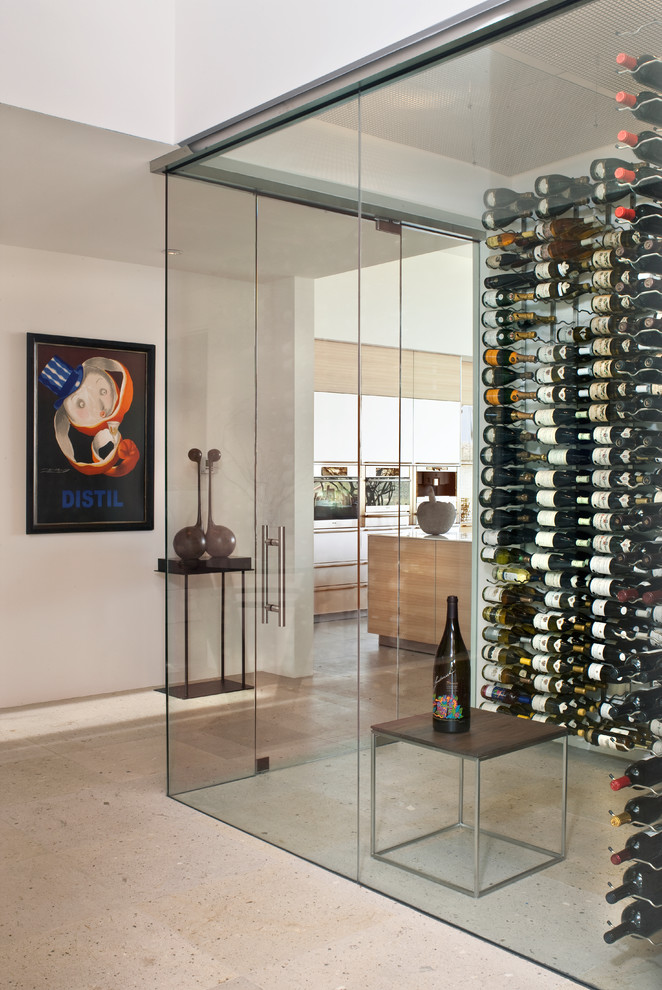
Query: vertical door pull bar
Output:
[[262, 524, 286, 626]]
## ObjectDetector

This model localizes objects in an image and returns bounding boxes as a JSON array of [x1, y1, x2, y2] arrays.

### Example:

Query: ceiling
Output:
[[318, 0, 662, 176], [3, 0, 659, 280]]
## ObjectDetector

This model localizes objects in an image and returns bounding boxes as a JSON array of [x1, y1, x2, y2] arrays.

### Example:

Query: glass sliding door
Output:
[[165, 176, 258, 799]]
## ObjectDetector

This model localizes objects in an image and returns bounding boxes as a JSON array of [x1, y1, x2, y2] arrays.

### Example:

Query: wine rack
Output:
[[478, 48, 662, 794], [604, 757, 662, 945]]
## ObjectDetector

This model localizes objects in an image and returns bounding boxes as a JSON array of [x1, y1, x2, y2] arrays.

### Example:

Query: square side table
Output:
[[370, 708, 567, 897]]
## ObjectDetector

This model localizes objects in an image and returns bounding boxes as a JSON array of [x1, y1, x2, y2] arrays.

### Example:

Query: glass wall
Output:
[[164, 2, 662, 987]]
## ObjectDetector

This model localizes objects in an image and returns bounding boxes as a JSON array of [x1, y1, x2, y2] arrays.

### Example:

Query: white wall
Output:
[[0, 0, 175, 142], [0, 0, 490, 144], [0, 245, 165, 708], [173, 0, 496, 142]]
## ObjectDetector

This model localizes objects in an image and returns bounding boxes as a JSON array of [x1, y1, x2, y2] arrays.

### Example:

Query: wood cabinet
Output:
[[367, 533, 472, 650]]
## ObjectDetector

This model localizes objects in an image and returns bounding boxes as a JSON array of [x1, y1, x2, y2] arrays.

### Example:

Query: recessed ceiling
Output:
[[317, 0, 662, 176]]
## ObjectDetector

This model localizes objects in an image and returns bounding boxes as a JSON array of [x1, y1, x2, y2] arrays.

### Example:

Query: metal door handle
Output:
[[261, 524, 286, 626]]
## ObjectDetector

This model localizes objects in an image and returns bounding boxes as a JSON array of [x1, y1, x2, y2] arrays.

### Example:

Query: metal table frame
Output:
[[370, 708, 567, 898], [159, 556, 253, 699]]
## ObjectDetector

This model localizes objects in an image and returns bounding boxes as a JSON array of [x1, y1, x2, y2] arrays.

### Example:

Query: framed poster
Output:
[[27, 333, 155, 533]]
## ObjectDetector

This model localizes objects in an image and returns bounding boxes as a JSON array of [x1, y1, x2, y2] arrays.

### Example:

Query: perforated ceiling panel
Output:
[[318, 0, 662, 177]]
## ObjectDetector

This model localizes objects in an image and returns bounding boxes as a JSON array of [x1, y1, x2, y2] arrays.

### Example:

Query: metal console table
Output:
[[371, 707, 567, 898], [159, 556, 253, 700]]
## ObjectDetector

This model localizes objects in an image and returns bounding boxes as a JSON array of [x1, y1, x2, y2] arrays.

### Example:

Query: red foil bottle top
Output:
[[618, 130, 639, 147], [616, 91, 637, 108], [616, 53, 638, 71], [615, 167, 637, 183], [614, 206, 636, 221], [610, 847, 634, 865], [610, 774, 632, 790]]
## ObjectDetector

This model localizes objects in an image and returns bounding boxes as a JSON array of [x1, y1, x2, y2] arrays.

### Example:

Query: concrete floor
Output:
[[0, 688, 589, 990]]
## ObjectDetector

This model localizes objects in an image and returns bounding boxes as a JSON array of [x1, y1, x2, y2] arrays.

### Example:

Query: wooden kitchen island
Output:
[[367, 529, 472, 653]]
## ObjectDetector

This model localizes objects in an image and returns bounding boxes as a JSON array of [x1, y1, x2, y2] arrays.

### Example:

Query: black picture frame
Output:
[[26, 332, 155, 533]]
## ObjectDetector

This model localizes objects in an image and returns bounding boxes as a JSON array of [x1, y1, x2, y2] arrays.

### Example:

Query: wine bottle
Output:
[[481, 466, 536, 487], [483, 347, 538, 367], [615, 164, 662, 199], [536, 343, 578, 364], [606, 862, 662, 906], [485, 230, 538, 250], [484, 387, 536, 405], [482, 201, 537, 230], [480, 684, 531, 707], [482, 366, 535, 386], [482, 527, 538, 547], [484, 270, 539, 290], [590, 156, 640, 181], [482, 583, 539, 606], [531, 239, 594, 262], [617, 88, 662, 126], [618, 129, 662, 168], [557, 325, 594, 344], [534, 365, 579, 386], [615, 203, 662, 236], [483, 188, 537, 209], [482, 310, 555, 329], [433, 595, 470, 733], [479, 447, 546, 468], [579, 727, 636, 752], [610, 793, 662, 827], [480, 507, 538, 528], [479, 487, 535, 509], [481, 327, 538, 345], [611, 754, 662, 790], [519, 653, 575, 675], [485, 251, 533, 271], [481, 662, 524, 685], [610, 827, 662, 867], [616, 53, 662, 91], [591, 180, 631, 205], [604, 900, 662, 945]]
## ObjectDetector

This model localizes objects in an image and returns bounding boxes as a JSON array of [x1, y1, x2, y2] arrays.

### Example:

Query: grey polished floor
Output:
[[0, 686, 591, 990]]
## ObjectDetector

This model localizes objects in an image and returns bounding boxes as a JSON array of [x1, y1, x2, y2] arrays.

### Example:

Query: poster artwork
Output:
[[27, 333, 155, 533]]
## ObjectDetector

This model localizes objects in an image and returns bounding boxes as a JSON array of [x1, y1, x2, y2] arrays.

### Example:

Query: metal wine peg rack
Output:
[[477, 42, 662, 948]]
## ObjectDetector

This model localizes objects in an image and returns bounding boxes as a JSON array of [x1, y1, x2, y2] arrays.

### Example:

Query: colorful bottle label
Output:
[[433, 694, 465, 721]]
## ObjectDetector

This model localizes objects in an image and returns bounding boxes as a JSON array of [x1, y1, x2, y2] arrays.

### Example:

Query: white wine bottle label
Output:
[[536, 386, 558, 405], [592, 427, 612, 444], [530, 695, 548, 713], [588, 404, 609, 423], [592, 270, 616, 290], [535, 366, 559, 384], [498, 567, 529, 583], [482, 531, 500, 546], [535, 531, 558, 548], [591, 598, 609, 616], [482, 664, 503, 682], [591, 620, 608, 639], [544, 591, 566, 608], [596, 734, 629, 751], [590, 492, 611, 509], [533, 409, 558, 426], [650, 718, 662, 738], [532, 611, 559, 630], [592, 295, 617, 315], [530, 552, 556, 571], [533, 674, 554, 692], [481, 547, 499, 563], [536, 490, 561, 508], [592, 360, 615, 380], [534, 470, 560, 488], [589, 556, 615, 576], [543, 572, 563, 588], [479, 700, 505, 714], [536, 510, 560, 527], [481, 312, 500, 329], [531, 654, 550, 672], [547, 448, 573, 465], [593, 513, 616, 531], [592, 249, 613, 269], [589, 577, 614, 597], [530, 712, 552, 723], [589, 643, 607, 660], [592, 534, 615, 553], [482, 325, 503, 342], [536, 282, 555, 299], [650, 629, 662, 647], [531, 633, 561, 652], [652, 606, 662, 623], [587, 662, 606, 681], [590, 316, 612, 336], [537, 345, 559, 363], [536, 427, 560, 445]]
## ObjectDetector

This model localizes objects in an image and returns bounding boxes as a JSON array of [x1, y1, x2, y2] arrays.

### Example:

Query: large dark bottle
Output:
[[610, 828, 662, 867], [610, 755, 662, 791], [606, 863, 662, 906], [618, 129, 662, 167], [603, 900, 662, 944], [616, 90, 662, 126], [616, 53, 662, 91], [614, 164, 662, 199], [433, 596, 471, 734], [611, 793, 662, 827]]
